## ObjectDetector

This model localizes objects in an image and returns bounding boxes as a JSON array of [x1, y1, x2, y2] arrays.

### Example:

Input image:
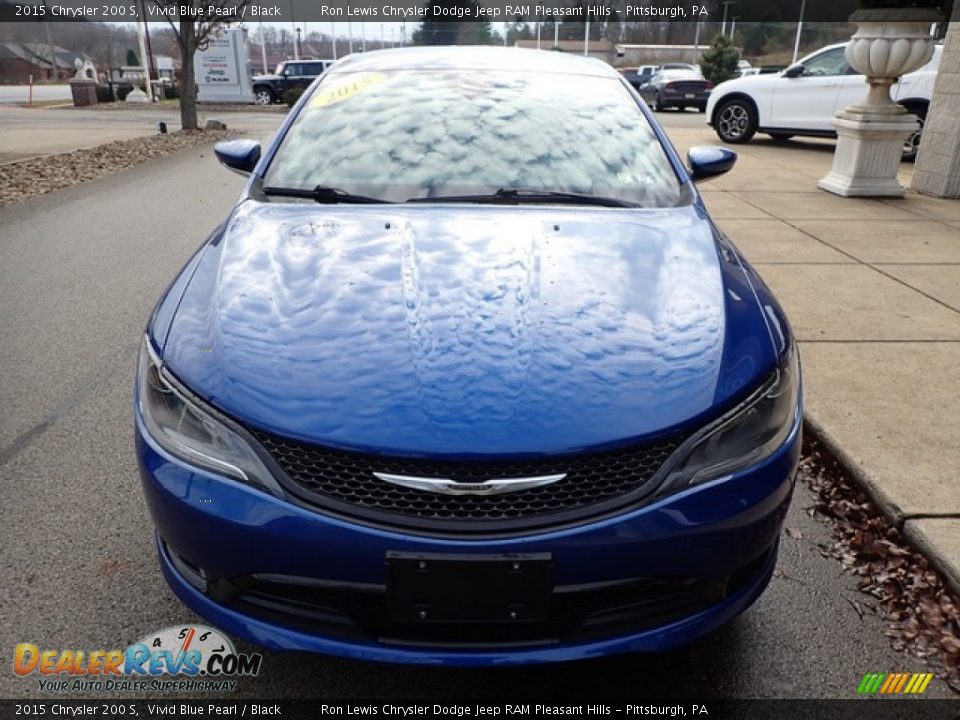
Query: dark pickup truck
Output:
[[253, 59, 334, 105]]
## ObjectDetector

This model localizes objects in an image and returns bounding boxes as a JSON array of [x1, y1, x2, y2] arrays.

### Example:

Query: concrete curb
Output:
[[903, 520, 960, 595], [803, 413, 960, 595]]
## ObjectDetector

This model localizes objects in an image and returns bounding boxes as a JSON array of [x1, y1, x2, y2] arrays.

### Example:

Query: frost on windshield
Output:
[[265, 70, 682, 207]]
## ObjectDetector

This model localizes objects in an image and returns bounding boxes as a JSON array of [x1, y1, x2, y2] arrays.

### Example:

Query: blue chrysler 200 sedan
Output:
[[135, 47, 802, 665]]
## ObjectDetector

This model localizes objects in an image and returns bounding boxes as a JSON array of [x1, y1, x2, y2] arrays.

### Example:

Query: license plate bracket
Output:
[[386, 552, 553, 623]]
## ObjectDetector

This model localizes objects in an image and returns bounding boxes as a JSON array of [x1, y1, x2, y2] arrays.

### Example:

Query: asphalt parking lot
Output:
[[0, 112, 954, 701]]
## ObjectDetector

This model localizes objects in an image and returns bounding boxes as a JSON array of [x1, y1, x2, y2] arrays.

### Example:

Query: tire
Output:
[[714, 98, 758, 144], [768, 132, 794, 141], [697, 104, 707, 113], [254, 87, 275, 106], [900, 104, 926, 162]]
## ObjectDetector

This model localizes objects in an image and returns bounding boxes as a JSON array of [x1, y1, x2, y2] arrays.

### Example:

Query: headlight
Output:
[[658, 345, 801, 495], [136, 335, 283, 497]]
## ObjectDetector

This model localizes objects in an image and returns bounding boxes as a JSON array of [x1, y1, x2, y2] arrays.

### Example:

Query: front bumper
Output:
[[136, 411, 801, 666]]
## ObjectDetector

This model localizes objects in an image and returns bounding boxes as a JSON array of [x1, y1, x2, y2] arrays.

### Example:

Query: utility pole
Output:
[[135, 17, 153, 101], [792, 0, 807, 63], [721, 1, 734, 37], [290, 0, 297, 59], [693, 20, 701, 50], [258, 21, 268, 73], [584, 20, 590, 57], [536, 21, 541, 50], [331, 23, 337, 60], [139, 0, 156, 82]]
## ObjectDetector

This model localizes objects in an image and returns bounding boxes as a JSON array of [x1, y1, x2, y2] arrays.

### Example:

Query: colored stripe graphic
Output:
[[858, 673, 885, 694], [858, 672, 933, 695]]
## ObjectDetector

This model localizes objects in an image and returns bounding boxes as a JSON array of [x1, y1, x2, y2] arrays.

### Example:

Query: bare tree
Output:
[[150, 0, 250, 130]]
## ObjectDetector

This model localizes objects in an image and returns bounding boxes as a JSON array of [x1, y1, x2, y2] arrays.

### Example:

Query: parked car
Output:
[[252, 59, 334, 105], [660, 62, 699, 72], [136, 46, 801, 666], [639, 68, 713, 112], [706, 42, 942, 161], [618, 65, 656, 90]]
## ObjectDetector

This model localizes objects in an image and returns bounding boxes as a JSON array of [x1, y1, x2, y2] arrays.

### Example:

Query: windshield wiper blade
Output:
[[263, 185, 390, 204], [406, 188, 637, 208]]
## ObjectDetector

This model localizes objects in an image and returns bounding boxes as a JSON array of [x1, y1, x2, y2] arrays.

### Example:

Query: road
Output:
[[0, 104, 284, 163], [0, 114, 951, 701], [0, 84, 72, 105]]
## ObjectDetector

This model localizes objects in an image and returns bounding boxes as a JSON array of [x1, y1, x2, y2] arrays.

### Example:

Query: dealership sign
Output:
[[195, 27, 254, 104]]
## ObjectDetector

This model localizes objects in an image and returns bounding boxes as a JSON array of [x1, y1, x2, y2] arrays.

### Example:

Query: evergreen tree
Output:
[[411, 0, 495, 45], [126, 49, 139, 66], [699, 34, 740, 85]]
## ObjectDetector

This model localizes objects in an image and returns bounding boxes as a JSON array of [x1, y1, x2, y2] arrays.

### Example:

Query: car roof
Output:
[[331, 46, 618, 78]]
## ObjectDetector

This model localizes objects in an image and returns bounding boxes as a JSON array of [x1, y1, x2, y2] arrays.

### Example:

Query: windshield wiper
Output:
[[406, 188, 637, 208], [263, 185, 390, 204]]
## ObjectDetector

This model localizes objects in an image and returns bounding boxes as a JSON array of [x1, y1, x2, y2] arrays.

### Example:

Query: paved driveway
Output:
[[0, 104, 284, 163]]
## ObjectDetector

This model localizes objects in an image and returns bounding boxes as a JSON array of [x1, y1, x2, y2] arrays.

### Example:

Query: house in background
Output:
[[0, 42, 92, 83]]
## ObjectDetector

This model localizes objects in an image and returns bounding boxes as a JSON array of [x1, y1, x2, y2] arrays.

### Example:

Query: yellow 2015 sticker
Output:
[[310, 73, 388, 108]]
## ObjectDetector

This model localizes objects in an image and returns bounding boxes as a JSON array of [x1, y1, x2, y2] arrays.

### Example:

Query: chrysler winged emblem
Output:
[[372, 472, 567, 496]]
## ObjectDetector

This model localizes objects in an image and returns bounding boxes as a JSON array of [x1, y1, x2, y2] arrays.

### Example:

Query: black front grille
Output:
[[250, 428, 688, 533]]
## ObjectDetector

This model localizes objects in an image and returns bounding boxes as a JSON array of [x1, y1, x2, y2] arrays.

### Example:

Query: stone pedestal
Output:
[[69, 78, 98, 107], [818, 109, 918, 197], [819, 10, 939, 198], [125, 87, 149, 104]]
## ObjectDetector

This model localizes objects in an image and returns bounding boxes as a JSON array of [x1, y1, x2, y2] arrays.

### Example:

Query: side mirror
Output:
[[688, 146, 737, 182], [214, 139, 261, 176], [782, 63, 805, 78]]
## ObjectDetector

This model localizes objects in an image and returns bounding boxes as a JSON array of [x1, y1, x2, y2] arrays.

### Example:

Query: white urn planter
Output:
[[819, 9, 940, 197]]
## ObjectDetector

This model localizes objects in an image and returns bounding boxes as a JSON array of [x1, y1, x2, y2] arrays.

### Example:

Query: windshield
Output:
[[263, 69, 682, 207]]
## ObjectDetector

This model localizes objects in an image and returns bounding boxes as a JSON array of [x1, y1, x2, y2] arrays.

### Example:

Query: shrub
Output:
[[699, 34, 740, 86], [283, 87, 304, 107], [95, 84, 114, 103]]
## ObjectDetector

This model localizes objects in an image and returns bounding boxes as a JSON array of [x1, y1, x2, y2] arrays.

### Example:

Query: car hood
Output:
[[160, 200, 778, 457], [714, 72, 780, 95]]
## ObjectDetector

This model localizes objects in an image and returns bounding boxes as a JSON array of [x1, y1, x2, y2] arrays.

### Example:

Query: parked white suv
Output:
[[706, 42, 941, 160]]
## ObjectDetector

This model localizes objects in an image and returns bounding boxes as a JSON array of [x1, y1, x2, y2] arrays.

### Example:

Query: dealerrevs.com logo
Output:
[[13, 626, 262, 692]]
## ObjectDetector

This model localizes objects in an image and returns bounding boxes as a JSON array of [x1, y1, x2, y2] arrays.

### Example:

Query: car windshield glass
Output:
[[263, 69, 682, 207]]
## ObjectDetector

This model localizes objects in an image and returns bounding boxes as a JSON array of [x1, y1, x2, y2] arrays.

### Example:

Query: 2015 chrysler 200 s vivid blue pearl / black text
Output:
[[135, 47, 802, 665]]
